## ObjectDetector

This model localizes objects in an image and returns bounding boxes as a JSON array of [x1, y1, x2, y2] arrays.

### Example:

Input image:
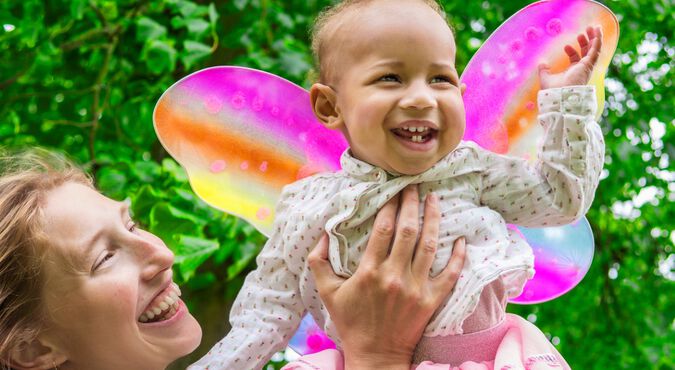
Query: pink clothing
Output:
[[191, 87, 599, 369], [283, 314, 570, 370]]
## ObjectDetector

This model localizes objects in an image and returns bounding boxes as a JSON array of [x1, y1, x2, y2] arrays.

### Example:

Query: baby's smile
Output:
[[391, 121, 439, 148]]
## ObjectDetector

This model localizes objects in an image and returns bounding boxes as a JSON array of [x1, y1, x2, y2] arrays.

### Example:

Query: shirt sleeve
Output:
[[189, 188, 306, 370], [480, 85, 605, 227]]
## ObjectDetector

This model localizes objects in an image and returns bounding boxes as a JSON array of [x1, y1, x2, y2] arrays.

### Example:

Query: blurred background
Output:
[[1, 0, 672, 368]]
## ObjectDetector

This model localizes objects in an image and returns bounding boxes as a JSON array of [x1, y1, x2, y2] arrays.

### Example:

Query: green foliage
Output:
[[1, 0, 672, 369]]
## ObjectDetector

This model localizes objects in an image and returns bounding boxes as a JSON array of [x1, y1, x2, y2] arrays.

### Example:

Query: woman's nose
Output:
[[399, 82, 437, 110], [137, 234, 175, 281]]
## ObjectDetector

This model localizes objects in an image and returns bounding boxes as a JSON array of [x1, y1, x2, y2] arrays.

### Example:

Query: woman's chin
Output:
[[139, 303, 203, 363]]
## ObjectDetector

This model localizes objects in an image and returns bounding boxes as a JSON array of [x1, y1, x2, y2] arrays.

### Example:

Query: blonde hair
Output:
[[0, 149, 92, 369], [310, 0, 450, 83]]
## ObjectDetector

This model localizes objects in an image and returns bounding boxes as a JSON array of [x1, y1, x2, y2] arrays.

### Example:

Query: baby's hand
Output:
[[539, 26, 603, 90]]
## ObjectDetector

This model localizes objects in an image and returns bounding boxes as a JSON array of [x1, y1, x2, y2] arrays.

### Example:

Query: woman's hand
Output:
[[307, 185, 466, 370]]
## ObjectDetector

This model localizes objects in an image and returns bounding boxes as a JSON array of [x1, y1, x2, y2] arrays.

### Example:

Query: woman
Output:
[[0, 150, 465, 369]]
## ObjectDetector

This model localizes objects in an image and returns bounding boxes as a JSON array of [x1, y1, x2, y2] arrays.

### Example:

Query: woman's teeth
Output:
[[139, 284, 182, 323]]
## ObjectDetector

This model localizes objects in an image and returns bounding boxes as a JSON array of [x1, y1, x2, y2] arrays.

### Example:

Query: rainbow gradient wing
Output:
[[461, 0, 618, 158], [460, 0, 617, 304], [154, 67, 348, 237], [154, 0, 619, 355]]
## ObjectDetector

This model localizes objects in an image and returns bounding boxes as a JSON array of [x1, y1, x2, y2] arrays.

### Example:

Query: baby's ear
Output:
[[9, 336, 67, 370], [310, 83, 343, 129]]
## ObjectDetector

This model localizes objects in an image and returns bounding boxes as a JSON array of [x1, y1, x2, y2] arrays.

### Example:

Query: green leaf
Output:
[[182, 40, 212, 69], [97, 168, 127, 199], [185, 18, 210, 35], [227, 241, 258, 280], [162, 158, 188, 182], [173, 235, 219, 281], [149, 202, 205, 249], [99, 0, 118, 20], [136, 17, 167, 41], [182, 272, 216, 289], [175, 0, 202, 17], [233, 0, 249, 11], [208, 3, 219, 25], [143, 39, 177, 73], [131, 160, 162, 183], [130, 184, 162, 220], [69, 0, 87, 20]]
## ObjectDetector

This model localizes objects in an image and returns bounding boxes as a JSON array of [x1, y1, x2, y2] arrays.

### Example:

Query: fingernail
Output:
[[428, 192, 438, 204]]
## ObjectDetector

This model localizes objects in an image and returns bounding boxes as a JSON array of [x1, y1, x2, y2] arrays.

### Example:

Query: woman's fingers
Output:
[[308, 234, 344, 301], [411, 192, 440, 279], [389, 185, 421, 268], [360, 193, 400, 268], [431, 236, 466, 301]]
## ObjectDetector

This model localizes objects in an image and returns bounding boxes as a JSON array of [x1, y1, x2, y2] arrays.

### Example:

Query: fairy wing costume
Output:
[[154, 0, 618, 357]]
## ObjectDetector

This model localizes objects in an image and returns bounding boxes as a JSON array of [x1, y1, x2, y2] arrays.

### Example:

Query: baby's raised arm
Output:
[[538, 26, 603, 89], [480, 26, 605, 227]]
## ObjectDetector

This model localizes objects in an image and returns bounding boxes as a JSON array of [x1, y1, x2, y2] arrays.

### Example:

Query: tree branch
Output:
[[46, 119, 94, 128]]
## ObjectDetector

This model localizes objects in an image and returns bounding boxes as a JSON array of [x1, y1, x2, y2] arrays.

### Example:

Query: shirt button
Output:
[[567, 93, 580, 104]]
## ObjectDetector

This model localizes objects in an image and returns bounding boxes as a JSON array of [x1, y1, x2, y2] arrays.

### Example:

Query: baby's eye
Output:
[[378, 74, 401, 83], [430, 75, 455, 84]]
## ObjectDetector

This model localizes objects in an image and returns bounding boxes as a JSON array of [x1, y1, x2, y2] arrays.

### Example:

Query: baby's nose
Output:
[[400, 84, 437, 110]]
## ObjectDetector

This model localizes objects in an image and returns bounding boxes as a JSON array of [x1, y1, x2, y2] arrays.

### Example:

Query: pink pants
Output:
[[282, 314, 570, 370]]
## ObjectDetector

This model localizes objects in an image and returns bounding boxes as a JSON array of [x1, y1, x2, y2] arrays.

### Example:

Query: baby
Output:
[[191, 0, 604, 369]]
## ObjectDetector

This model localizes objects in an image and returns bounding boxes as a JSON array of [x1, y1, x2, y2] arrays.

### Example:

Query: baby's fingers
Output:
[[577, 32, 590, 56], [564, 44, 581, 64], [585, 26, 603, 66]]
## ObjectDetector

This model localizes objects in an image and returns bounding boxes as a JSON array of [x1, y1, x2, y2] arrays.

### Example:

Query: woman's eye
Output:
[[378, 74, 401, 83], [94, 252, 115, 271]]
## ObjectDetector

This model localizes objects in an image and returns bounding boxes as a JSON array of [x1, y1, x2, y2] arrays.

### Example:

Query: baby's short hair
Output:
[[310, 0, 450, 83]]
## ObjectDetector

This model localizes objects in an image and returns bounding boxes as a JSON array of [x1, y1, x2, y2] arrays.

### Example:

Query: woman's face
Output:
[[38, 182, 201, 369]]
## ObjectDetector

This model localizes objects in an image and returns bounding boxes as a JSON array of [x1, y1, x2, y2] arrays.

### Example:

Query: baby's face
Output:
[[324, 1, 465, 175]]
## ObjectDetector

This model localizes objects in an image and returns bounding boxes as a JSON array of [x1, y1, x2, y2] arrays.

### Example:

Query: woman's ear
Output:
[[9, 337, 67, 370], [309, 83, 343, 130], [460, 83, 467, 96]]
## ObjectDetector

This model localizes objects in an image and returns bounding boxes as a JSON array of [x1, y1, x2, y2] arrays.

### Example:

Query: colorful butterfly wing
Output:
[[460, 0, 618, 304], [154, 67, 348, 237]]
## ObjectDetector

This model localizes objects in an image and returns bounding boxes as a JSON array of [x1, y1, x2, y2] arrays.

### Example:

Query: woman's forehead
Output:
[[41, 182, 123, 258]]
